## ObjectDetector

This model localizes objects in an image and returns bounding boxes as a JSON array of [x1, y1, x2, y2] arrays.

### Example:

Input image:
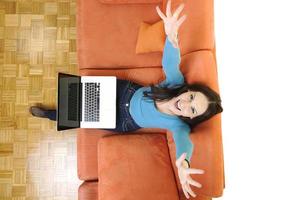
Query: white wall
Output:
[[214, 0, 300, 199]]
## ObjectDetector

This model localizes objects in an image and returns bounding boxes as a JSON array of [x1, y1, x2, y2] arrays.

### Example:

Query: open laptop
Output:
[[57, 73, 116, 131]]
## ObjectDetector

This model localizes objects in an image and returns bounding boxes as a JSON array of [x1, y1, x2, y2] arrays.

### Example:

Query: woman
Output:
[[30, 1, 223, 199]]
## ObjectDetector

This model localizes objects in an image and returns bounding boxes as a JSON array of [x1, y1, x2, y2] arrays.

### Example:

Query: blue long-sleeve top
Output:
[[129, 36, 194, 162]]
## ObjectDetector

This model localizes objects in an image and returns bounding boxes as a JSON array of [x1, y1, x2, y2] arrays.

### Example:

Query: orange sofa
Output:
[[76, 0, 225, 199]]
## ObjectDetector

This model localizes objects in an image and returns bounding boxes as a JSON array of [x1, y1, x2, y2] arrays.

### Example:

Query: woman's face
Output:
[[169, 91, 209, 119]]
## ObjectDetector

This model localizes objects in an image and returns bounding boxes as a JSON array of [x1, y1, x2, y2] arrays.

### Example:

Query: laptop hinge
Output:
[[79, 82, 82, 122]]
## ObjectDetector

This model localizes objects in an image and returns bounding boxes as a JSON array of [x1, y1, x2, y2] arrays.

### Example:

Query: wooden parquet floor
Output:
[[0, 0, 82, 199]]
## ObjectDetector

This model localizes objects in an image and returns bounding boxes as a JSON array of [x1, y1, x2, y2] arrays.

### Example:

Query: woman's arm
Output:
[[156, 1, 186, 88], [172, 125, 204, 199], [156, 0, 186, 45], [171, 125, 194, 163], [159, 36, 184, 87], [167, 32, 179, 49]]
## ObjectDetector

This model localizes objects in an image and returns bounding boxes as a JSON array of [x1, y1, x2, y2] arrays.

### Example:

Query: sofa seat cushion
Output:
[[77, 127, 165, 181], [99, 0, 161, 4], [77, 129, 114, 181], [97, 133, 179, 200], [77, 0, 214, 69], [77, 0, 164, 69]]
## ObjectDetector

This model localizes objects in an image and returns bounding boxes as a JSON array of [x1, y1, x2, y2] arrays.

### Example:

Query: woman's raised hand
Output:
[[176, 153, 205, 199], [156, 0, 187, 39]]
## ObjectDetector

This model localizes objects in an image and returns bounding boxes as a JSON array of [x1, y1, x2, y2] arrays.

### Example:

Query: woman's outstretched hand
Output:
[[156, 0, 186, 46], [176, 153, 205, 199]]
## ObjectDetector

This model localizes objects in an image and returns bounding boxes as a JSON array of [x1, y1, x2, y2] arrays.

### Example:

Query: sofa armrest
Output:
[[97, 133, 179, 200], [99, 0, 161, 4]]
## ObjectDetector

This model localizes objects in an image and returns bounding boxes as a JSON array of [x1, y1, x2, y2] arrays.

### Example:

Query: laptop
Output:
[[57, 73, 116, 131]]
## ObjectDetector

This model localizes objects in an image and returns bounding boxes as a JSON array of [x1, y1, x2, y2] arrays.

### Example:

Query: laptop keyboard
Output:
[[84, 83, 100, 122]]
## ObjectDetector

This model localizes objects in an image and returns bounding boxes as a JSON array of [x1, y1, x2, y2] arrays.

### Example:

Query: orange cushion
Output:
[[99, 0, 161, 4], [78, 181, 98, 200], [97, 133, 179, 199], [77, 129, 114, 181], [135, 20, 166, 54]]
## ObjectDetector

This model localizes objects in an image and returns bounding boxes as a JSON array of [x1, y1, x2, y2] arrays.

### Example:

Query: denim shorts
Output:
[[103, 79, 143, 133]]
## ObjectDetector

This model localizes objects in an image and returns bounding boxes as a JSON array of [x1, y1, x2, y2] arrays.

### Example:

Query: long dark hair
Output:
[[143, 83, 223, 128]]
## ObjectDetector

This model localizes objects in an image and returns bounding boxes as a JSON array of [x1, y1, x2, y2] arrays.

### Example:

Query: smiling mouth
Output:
[[175, 100, 181, 111]]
